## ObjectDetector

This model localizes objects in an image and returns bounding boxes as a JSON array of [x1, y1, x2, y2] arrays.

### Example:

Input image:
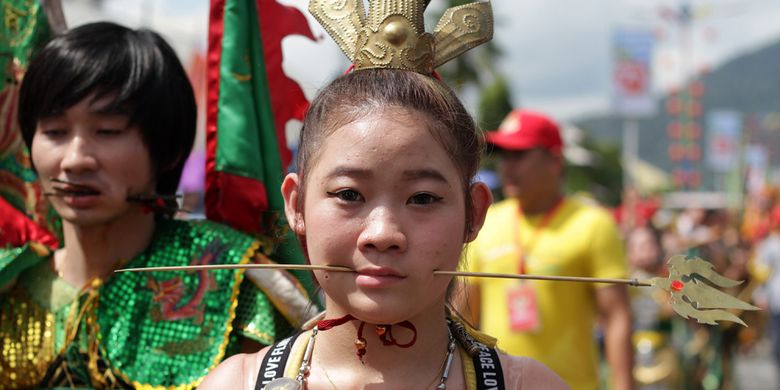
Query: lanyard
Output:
[[515, 198, 564, 275]]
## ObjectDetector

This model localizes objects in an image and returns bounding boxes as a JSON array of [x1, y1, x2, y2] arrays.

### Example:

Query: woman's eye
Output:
[[408, 193, 442, 205], [97, 128, 123, 136], [327, 189, 363, 202]]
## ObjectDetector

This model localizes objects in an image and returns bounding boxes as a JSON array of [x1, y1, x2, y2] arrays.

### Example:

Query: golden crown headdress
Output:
[[309, 0, 493, 74]]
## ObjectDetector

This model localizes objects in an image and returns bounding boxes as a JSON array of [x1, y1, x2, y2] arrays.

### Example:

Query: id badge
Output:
[[507, 283, 541, 332]]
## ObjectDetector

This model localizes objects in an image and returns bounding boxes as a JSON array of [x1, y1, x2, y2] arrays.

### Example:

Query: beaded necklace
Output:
[[264, 326, 457, 389]]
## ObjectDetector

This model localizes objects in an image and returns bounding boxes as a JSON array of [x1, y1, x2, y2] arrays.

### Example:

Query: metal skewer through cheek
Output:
[[116, 263, 644, 285], [116, 263, 354, 273], [118, 264, 647, 286], [433, 270, 652, 287], [44, 177, 97, 197], [116, 254, 760, 326]]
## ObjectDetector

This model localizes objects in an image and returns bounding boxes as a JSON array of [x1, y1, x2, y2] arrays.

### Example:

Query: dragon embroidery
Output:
[[147, 240, 228, 323]]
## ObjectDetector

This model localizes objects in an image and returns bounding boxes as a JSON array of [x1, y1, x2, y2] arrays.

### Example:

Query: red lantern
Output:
[[688, 101, 702, 118], [666, 98, 682, 115], [668, 144, 683, 162], [689, 81, 705, 97], [689, 123, 701, 139], [673, 169, 686, 187], [687, 144, 701, 161], [689, 171, 701, 187], [667, 122, 681, 139]]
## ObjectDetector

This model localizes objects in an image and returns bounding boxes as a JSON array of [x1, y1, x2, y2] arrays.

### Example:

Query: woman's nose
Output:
[[357, 206, 407, 253]]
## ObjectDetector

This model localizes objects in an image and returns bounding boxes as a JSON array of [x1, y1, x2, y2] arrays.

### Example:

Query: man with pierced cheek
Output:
[[0, 22, 315, 389]]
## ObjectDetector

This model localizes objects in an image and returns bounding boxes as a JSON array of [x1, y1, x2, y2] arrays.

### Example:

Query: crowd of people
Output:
[[1, 1, 777, 389], [618, 186, 780, 389]]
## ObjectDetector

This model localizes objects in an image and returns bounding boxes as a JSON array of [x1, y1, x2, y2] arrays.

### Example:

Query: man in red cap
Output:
[[461, 109, 633, 390]]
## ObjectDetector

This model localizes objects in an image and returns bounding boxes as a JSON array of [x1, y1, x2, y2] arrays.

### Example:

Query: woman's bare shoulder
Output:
[[498, 353, 570, 390], [199, 347, 270, 390]]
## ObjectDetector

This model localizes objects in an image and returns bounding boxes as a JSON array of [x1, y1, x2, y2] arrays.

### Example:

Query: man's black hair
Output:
[[18, 22, 196, 195]]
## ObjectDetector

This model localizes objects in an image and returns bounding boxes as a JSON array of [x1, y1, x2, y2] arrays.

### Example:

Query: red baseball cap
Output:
[[485, 109, 563, 153]]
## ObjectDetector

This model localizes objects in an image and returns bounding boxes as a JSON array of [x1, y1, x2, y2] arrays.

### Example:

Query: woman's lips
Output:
[[354, 267, 406, 288]]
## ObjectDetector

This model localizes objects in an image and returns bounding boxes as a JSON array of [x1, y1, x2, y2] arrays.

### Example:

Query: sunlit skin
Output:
[[276, 106, 490, 388], [286, 107, 485, 325], [497, 148, 563, 215], [627, 227, 662, 273], [30, 94, 156, 287]]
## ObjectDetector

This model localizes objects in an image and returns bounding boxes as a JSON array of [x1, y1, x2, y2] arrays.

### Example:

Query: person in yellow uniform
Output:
[[461, 109, 633, 390]]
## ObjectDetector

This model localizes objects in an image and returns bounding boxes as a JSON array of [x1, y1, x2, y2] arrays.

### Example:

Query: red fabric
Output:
[[205, 0, 313, 234], [205, 0, 225, 226], [771, 205, 780, 228], [205, 0, 271, 233], [377, 320, 417, 348], [256, 0, 315, 168], [317, 314, 355, 330], [613, 198, 660, 228], [315, 314, 417, 361], [205, 172, 269, 233], [485, 109, 563, 153], [0, 197, 58, 249]]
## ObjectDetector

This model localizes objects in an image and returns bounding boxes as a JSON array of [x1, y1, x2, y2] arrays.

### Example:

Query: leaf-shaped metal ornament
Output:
[[433, 1, 494, 68], [650, 255, 759, 326], [309, 0, 367, 61]]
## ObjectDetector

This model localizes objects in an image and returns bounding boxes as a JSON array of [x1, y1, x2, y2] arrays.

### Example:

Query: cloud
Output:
[[492, 0, 780, 119], [63, 0, 780, 122]]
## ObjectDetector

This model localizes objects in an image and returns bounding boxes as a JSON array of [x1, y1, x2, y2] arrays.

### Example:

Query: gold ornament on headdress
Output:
[[308, 0, 493, 74]]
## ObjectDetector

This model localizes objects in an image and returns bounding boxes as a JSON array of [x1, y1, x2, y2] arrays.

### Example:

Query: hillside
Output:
[[575, 38, 780, 189]]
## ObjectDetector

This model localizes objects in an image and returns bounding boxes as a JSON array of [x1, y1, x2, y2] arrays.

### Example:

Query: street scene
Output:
[[1, 0, 779, 389]]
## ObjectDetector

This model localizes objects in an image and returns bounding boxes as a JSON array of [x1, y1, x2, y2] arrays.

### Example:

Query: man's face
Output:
[[31, 94, 156, 226], [497, 148, 559, 201]]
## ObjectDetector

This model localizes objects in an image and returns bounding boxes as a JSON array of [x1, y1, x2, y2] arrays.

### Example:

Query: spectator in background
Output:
[[754, 206, 780, 376], [460, 109, 633, 390], [627, 224, 678, 390]]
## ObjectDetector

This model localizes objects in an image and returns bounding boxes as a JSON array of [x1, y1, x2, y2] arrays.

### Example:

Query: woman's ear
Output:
[[281, 173, 305, 235], [465, 182, 492, 243]]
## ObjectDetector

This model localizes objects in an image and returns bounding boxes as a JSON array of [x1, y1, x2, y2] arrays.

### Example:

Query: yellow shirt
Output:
[[463, 197, 626, 390]]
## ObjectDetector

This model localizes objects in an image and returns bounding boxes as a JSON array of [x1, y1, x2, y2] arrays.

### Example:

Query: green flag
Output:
[[206, 0, 317, 296]]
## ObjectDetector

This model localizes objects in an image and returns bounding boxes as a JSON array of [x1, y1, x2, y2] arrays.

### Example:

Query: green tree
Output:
[[478, 75, 514, 131], [564, 136, 623, 207]]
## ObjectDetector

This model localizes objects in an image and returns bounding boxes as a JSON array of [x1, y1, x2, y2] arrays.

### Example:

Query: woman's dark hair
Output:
[[297, 69, 484, 234], [18, 22, 196, 195]]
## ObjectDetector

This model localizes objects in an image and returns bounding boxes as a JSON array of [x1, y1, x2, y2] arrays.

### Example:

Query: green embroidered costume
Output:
[[0, 219, 305, 389]]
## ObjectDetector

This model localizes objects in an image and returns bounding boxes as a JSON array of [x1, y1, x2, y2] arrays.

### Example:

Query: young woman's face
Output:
[[285, 107, 476, 324], [31, 94, 155, 227]]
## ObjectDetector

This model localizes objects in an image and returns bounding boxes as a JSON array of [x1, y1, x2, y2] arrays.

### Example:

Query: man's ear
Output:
[[465, 181, 493, 243], [281, 173, 305, 235]]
